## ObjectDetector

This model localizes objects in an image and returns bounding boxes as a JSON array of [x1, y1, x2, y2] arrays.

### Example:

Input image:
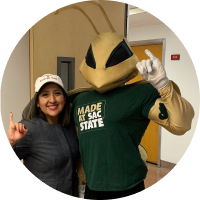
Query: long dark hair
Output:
[[22, 82, 71, 126]]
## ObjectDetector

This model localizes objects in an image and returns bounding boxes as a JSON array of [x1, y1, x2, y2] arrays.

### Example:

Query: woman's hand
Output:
[[8, 112, 28, 147]]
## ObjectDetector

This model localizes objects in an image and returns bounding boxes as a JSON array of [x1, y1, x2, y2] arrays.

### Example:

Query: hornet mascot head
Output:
[[55, 1, 139, 93]]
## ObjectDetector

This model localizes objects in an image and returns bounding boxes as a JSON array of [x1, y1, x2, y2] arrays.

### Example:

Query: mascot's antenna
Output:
[[88, 1, 116, 32], [54, 4, 99, 35], [54, 1, 116, 34]]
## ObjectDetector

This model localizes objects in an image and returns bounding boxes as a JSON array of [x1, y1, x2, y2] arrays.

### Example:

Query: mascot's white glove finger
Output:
[[136, 61, 148, 80], [136, 59, 154, 81], [145, 59, 153, 73], [143, 49, 169, 90], [145, 49, 156, 60], [136, 61, 146, 75]]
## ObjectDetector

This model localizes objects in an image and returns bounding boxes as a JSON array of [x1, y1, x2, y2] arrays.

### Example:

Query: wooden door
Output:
[[128, 44, 163, 164]]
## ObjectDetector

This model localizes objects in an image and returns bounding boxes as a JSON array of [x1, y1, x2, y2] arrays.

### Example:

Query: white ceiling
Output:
[[128, 5, 163, 28]]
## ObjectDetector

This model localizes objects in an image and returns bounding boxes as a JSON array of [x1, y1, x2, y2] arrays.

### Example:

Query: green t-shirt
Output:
[[70, 82, 160, 191]]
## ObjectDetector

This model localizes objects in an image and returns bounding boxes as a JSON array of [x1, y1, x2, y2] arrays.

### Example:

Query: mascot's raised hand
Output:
[[136, 49, 169, 90]]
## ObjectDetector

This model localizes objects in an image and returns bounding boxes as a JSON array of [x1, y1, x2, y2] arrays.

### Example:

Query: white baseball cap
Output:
[[35, 74, 65, 92]]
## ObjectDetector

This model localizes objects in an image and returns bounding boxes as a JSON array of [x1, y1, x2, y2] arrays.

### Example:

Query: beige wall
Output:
[[1, 31, 30, 135], [30, 0, 126, 97]]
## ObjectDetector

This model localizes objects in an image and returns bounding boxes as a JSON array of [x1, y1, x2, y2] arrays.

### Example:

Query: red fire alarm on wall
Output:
[[171, 54, 180, 60]]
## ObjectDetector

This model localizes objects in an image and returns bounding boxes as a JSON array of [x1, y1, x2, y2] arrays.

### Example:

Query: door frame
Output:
[[129, 38, 166, 168], [57, 57, 75, 92]]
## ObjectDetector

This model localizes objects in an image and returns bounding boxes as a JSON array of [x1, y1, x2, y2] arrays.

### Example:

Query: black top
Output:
[[13, 117, 79, 197]]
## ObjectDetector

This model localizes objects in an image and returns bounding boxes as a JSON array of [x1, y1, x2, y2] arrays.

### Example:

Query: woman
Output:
[[8, 74, 80, 197]]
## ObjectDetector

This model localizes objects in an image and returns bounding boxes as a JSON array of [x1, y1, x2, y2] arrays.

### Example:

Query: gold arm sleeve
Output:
[[67, 87, 94, 96], [148, 81, 194, 135], [75, 126, 86, 185], [77, 156, 86, 185]]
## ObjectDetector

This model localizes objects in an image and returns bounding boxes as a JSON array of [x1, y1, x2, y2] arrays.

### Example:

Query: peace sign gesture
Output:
[[136, 49, 169, 90], [8, 112, 28, 147]]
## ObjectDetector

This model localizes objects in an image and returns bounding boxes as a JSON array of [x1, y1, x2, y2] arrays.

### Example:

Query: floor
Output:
[[144, 161, 176, 189]]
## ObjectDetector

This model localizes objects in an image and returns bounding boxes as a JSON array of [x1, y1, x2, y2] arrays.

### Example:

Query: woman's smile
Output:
[[48, 104, 59, 110]]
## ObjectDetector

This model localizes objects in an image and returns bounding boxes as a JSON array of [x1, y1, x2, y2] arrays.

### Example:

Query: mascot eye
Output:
[[85, 45, 96, 69], [106, 40, 133, 68]]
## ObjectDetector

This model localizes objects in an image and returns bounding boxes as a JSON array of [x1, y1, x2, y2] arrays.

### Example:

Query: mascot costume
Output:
[[55, 1, 194, 199]]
